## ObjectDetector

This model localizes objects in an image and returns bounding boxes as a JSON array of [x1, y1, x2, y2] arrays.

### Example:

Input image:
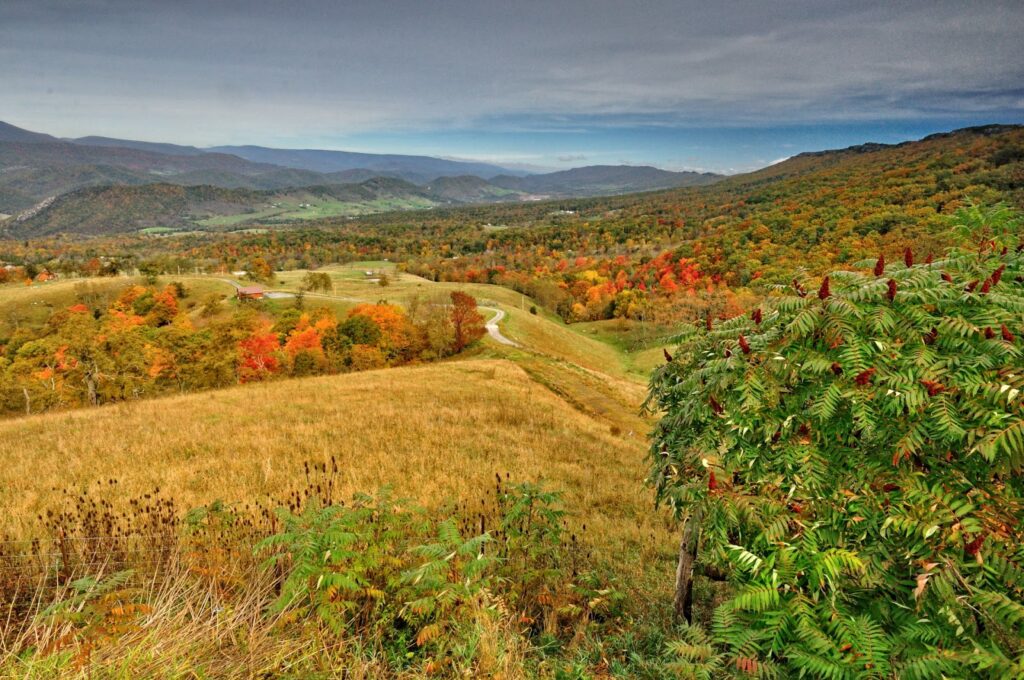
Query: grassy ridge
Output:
[[0, 359, 667, 552], [0, 358, 675, 676]]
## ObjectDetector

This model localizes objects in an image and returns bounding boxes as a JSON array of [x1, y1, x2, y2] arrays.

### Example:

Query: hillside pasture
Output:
[[0, 359, 670, 564]]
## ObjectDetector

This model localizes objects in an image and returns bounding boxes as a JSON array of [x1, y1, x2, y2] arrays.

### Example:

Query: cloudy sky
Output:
[[1, 0, 1022, 173]]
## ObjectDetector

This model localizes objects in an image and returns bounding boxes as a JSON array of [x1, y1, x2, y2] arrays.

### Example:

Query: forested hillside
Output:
[[4, 180, 445, 236], [401, 125, 1024, 319]]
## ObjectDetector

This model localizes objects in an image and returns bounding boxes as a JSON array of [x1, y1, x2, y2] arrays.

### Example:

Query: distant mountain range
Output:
[[490, 165, 720, 195], [3, 122, 1022, 238], [205, 145, 516, 183], [0, 121, 723, 231]]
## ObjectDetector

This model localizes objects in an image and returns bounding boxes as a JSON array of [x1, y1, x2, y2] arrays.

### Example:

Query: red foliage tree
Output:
[[238, 324, 282, 382], [449, 291, 486, 352]]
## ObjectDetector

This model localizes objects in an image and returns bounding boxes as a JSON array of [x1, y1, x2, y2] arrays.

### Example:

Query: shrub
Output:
[[646, 205, 1024, 677]]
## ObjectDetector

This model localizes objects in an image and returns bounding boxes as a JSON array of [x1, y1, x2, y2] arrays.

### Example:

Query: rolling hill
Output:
[[420, 175, 524, 202], [0, 122, 525, 215], [0, 121, 59, 144], [4, 178, 449, 236], [387, 123, 1024, 316], [489, 164, 721, 196]]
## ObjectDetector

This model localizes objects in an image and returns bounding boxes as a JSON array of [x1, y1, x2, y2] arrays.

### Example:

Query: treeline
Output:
[[0, 283, 486, 416]]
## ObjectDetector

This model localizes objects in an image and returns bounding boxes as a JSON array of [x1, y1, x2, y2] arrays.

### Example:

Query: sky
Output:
[[1, 0, 1022, 174]]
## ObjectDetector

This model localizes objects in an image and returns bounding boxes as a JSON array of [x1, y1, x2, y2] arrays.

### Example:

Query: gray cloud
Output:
[[0, 0, 1021, 144]]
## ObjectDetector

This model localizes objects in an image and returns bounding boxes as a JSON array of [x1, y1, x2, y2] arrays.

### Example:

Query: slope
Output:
[[0, 357, 664, 555], [381, 124, 1024, 301], [0, 121, 59, 144], [4, 179, 443, 236], [422, 175, 524, 202]]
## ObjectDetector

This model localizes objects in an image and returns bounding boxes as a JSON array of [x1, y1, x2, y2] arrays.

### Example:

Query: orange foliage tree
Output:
[[348, 303, 419, 361]]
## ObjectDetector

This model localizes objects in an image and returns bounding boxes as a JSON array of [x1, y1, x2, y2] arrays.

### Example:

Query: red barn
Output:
[[236, 286, 265, 300]]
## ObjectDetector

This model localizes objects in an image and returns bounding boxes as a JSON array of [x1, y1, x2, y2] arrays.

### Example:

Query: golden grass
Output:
[[0, 359, 672, 567], [497, 308, 639, 383]]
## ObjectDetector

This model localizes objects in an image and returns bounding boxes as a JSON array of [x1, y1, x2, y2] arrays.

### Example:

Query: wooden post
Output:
[[674, 506, 703, 622]]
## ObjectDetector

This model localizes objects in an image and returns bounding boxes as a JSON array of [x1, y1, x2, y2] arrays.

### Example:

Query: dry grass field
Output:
[[1, 265, 665, 544], [0, 358, 670, 558], [0, 359, 676, 677]]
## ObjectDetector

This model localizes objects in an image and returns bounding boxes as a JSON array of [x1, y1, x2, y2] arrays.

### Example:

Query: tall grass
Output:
[[0, 359, 678, 677]]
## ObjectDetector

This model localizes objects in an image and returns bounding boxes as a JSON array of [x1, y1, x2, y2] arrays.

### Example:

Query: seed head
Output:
[[854, 368, 876, 385]]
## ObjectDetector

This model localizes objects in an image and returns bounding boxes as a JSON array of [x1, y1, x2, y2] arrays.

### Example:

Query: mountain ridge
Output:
[[0, 121, 726, 216], [489, 164, 721, 196]]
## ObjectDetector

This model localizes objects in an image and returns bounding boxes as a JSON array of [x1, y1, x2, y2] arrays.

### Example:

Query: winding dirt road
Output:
[[479, 307, 519, 347]]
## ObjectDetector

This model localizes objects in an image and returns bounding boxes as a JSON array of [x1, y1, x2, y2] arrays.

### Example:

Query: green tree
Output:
[[646, 205, 1024, 678], [301, 271, 333, 293]]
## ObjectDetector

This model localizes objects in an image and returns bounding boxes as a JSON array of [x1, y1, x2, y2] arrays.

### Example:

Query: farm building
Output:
[[236, 285, 265, 300]]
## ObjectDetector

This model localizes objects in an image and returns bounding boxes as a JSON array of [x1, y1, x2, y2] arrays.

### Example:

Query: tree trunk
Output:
[[674, 506, 703, 623], [86, 364, 98, 407]]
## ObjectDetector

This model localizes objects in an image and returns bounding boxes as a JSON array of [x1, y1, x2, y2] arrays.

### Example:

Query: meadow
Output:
[[0, 358, 670, 551], [196, 196, 437, 228], [0, 264, 686, 677]]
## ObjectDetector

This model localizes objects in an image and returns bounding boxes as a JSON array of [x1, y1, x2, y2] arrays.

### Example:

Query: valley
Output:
[[0, 120, 724, 234]]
